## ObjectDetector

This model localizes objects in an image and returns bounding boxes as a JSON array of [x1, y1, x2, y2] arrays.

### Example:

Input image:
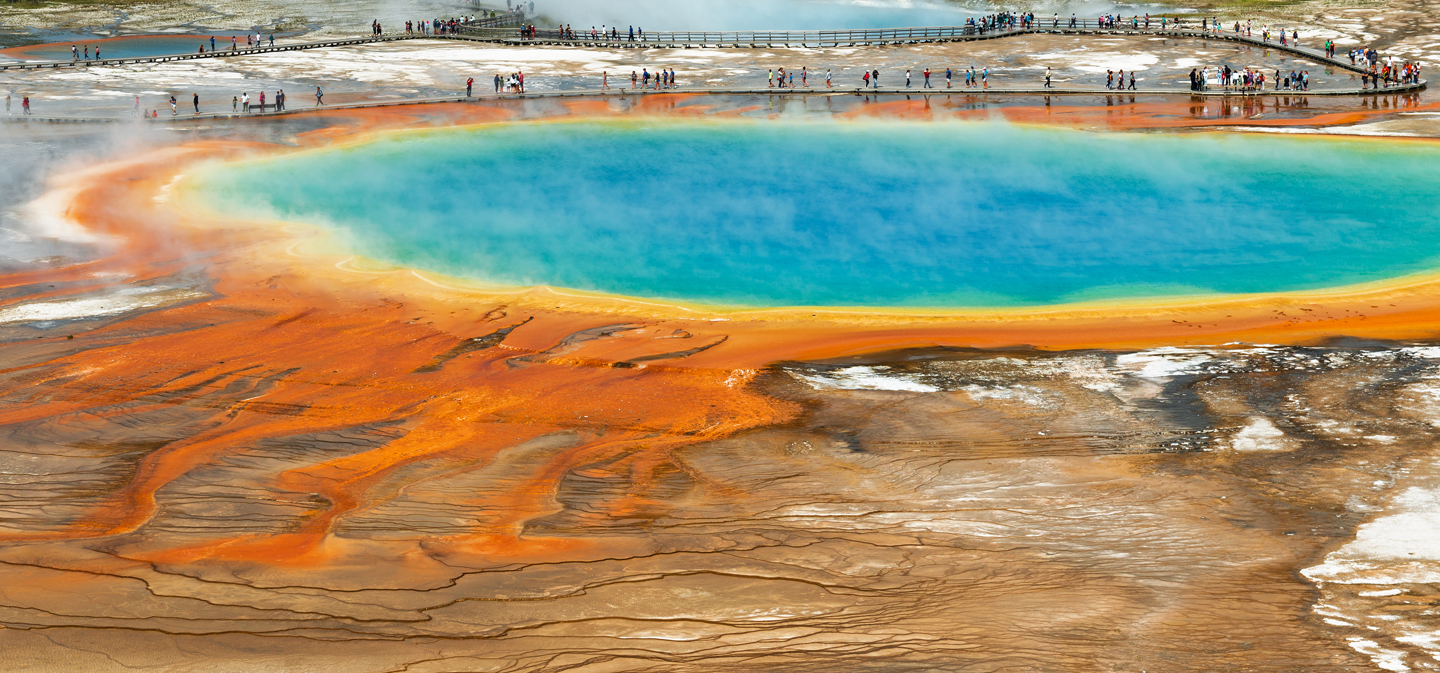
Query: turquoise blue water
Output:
[[193, 121, 1440, 308], [10, 34, 252, 61]]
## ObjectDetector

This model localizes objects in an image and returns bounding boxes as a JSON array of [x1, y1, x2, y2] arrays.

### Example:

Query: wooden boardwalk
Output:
[[3, 84, 1426, 124], [0, 20, 1423, 99], [0, 16, 521, 72]]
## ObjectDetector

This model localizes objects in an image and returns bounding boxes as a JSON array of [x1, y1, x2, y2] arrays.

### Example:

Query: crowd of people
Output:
[[396, 16, 486, 35], [1186, 66, 1319, 91], [494, 71, 526, 92]]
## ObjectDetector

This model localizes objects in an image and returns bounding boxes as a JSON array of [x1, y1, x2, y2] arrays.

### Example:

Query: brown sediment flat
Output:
[[1, 97, 1438, 671]]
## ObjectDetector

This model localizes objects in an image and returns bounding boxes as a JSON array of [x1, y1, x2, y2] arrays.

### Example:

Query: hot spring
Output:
[[190, 120, 1440, 308]]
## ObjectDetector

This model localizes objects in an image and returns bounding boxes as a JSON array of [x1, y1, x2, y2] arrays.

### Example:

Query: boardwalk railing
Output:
[[467, 13, 527, 29], [464, 19, 1292, 46], [456, 19, 1421, 87]]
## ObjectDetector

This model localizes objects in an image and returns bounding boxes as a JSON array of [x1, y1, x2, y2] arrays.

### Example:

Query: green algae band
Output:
[[193, 120, 1440, 308]]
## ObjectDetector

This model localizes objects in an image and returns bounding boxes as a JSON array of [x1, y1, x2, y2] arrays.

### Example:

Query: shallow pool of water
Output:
[[192, 120, 1440, 308], [3, 33, 258, 61]]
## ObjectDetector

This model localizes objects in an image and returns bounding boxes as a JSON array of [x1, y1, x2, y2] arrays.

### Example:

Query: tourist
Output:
[[278, 90, 285, 111], [23, 96, 30, 115], [193, 92, 199, 113], [95, 47, 101, 60], [788, 70, 794, 88], [1107, 70, 1114, 89], [169, 95, 177, 116], [72, 45, 77, 61], [862, 70, 869, 87], [242, 92, 249, 112], [133, 94, 140, 116], [981, 67, 988, 88], [769, 69, 774, 88], [826, 68, 832, 88], [873, 68, 880, 87], [1045, 67, 1052, 88], [467, 77, 473, 96], [495, 73, 502, 93], [210, 36, 215, 51], [643, 69, 650, 89], [631, 71, 638, 89], [802, 66, 807, 87], [924, 67, 932, 88], [946, 67, 952, 88], [259, 90, 265, 112], [315, 86, 323, 105], [232, 96, 238, 112], [1128, 70, 1136, 90], [602, 71, 609, 90], [906, 68, 912, 87]]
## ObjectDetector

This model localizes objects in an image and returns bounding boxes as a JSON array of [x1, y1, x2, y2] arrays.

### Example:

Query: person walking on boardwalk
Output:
[[826, 68, 832, 88], [981, 67, 988, 88], [802, 66, 807, 87], [210, 36, 215, 51], [906, 68, 911, 87], [1128, 70, 1137, 89], [169, 95, 177, 116], [72, 45, 78, 61], [862, 69, 869, 87], [602, 71, 610, 89], [259, 90, 265, 112], [872, 68, 880, 87], [924, 67, 932, 88], [466, 77, 473, 96], [1045, 67, 1052, 88], [315, 86, 323, 105], [193, 92, 199, 113], [22, 96, 30, 115], [768, 69, 774, 87], [946, 67, 952, 88]]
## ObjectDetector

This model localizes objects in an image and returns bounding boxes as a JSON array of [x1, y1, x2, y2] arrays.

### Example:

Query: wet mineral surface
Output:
[[2, 0, 1440, 668]]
